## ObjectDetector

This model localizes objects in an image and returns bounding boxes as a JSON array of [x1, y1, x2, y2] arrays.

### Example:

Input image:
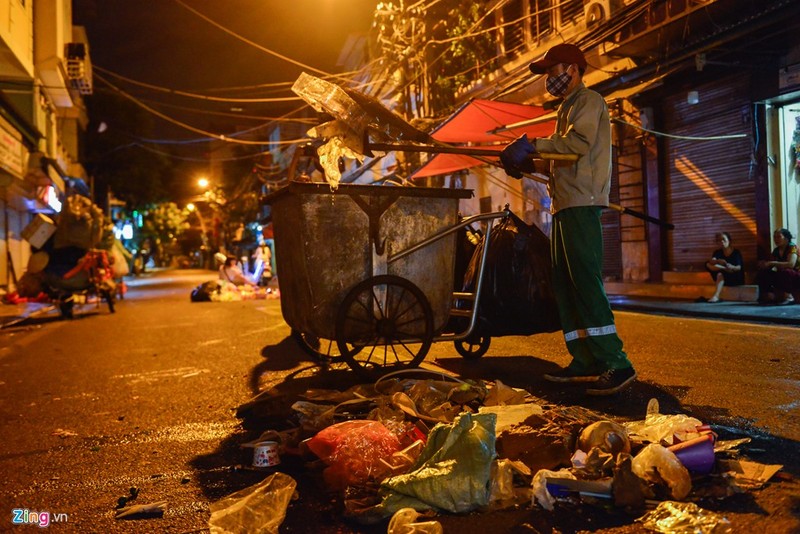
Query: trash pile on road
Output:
[[210, 371, 783, 533], [189, 280, 280, 302]]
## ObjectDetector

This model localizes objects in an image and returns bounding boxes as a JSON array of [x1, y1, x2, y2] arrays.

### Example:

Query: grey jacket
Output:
[[534, 83, 612, 213]]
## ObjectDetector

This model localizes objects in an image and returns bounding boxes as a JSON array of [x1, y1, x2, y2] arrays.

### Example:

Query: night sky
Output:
[[72, 0, 378, 138]]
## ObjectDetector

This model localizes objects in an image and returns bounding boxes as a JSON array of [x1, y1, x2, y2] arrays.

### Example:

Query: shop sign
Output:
[[0, 123, 24, 178], [37, 185, 62, 213]]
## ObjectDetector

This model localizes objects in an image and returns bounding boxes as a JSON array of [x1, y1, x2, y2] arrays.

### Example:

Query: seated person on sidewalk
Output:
[[705, 232, 744, 303], [219, 256, 257, 287], [756, 228, 800, 305]]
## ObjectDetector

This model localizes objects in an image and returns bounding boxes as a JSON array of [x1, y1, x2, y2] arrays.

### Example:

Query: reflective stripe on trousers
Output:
[[564, 324, 618, 343]]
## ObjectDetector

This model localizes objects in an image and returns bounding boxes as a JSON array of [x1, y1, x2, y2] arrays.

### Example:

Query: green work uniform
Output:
[[551, 206, 630, 372], [535, 81, 633, 374]]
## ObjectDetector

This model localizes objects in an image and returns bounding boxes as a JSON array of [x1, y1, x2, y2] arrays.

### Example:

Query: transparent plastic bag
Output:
[[489, 459, 532, 509], [208, 472, 296, 534], [631, 444, 692, 500], [307, 420, 401, 490], [637, 501, 733, 533], [387, 508, 443, 534], [292, 72, 369, 132], [624, 399, 703, 445], [531, 468, 576, 511]]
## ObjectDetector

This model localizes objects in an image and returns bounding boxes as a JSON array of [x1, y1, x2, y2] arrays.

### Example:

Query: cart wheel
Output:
[[454, 332, 491, 360], [291, 329, 360, 362], [336, 275, 434, 379]]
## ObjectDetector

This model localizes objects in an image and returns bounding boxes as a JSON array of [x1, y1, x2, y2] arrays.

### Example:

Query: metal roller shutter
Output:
[[601, 149, 622, 279], [662, 74, 756, 272]]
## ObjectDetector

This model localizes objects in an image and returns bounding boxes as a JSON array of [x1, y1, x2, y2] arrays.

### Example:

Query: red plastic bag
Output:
[[307, 420, 401, 490]]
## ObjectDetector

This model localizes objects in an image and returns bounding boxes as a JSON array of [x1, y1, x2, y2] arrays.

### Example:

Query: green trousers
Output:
[[551, 207, 632, 372]]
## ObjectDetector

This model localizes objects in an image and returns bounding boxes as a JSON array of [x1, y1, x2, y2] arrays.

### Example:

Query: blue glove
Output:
[[500, 134, 535, 179]]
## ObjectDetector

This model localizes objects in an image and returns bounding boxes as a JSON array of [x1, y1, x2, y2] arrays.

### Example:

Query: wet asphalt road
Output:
[[0, 268, 798, 533]]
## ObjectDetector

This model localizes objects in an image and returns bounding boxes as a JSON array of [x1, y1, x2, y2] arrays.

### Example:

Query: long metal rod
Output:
[[387, 210, 508, 264], [386, 210, 509, 343], [519, 171, 674, 230], [366, 141, 578, 161], [369, 140, 672, 227], [434, 214, 501, 344]]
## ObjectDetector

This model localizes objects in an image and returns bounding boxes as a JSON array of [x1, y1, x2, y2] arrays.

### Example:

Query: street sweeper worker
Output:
[[500, 43, 636, 395]]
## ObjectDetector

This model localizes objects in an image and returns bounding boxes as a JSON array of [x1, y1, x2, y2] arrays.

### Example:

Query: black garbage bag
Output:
[[460, 212, 560, 336], [42, 245, 86, 277], [40, 245, 91, 292], [453, 223, 481, 292], [191, 281, 220, 302]]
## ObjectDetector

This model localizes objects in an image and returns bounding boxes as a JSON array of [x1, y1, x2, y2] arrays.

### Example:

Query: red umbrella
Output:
[[411, 99, 556, 179]]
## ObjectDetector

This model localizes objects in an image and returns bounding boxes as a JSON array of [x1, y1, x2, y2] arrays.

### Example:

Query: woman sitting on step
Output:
[[756, 228, 800, 305], [705, 231, 744, 303]]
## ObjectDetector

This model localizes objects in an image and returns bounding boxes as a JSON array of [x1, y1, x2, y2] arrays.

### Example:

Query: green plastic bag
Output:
[[377, 412, 496, 515]]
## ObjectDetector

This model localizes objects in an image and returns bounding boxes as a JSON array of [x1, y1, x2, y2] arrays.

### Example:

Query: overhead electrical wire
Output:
[[133, 141, 273, 162], [132, 120, 274, 145], [94, 65, 301, 103], [172, 0, 344, 80], [130, 94, 318, 122], [94, 72, 311, 146]]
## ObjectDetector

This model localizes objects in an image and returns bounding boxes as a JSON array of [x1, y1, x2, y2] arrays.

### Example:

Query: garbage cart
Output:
[[266, 182, 507, 377]]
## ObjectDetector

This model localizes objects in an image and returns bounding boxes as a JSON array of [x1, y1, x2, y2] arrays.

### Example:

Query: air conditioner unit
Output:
[[584, 0, 622, 26], [65, 42, 93, 95]]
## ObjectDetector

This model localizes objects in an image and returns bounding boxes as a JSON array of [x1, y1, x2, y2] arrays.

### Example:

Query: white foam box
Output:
[[21, 214, 56, 249]]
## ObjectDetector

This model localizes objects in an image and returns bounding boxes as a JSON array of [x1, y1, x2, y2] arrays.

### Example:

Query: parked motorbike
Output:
[[43, 249, 117, 319]]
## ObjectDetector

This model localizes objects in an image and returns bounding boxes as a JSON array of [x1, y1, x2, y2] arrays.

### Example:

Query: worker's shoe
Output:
[[586, 367, 637, 396], [543, 366, 602, 383]]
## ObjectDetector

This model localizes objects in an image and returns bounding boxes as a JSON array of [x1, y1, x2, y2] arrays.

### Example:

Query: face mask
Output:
[[546, 70, 572, 97]]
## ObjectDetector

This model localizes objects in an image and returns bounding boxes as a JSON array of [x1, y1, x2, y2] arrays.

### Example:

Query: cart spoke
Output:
[[337, 275, 433, 379], [387, 342, 401, 364], [370, 287, 386, 320], [390, 339, 417, 359], [386, 286, 408, 319], [342, 313, 375, 329], [391, 299, 419, 324], [352, 296, 376, 320], [361, 344, 381, 367], [394, 313, 426, 329]]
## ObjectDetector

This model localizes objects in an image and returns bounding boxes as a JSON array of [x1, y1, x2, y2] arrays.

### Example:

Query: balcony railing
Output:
[[65, 42, 93, 95]]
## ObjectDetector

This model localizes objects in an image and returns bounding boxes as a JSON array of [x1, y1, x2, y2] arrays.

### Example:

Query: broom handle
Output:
[[519, 172, 674, 230], [365, 141, 578, 161], [367, 140, 673, 229]]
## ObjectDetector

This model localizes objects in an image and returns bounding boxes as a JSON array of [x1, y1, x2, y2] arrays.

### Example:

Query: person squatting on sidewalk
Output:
[[500, 43, 636, 395]]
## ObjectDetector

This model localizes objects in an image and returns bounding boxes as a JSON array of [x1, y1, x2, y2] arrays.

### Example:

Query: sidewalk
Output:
[[0, 300, 59, 329], [5, 291, 800, 329], [609, 295, 800, 326]]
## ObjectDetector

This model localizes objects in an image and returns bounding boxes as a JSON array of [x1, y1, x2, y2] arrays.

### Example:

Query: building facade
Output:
[[348, 0, 800, 284], [0, 0, 90, 293]]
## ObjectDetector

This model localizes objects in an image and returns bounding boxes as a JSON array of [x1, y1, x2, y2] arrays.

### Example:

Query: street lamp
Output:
[[198, 177, 209, 189], [186, 202, 213, 269]]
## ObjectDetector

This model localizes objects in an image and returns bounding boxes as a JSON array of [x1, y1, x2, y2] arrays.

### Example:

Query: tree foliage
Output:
[[140, 202, 189, 245], [371, 1, 498, 118]]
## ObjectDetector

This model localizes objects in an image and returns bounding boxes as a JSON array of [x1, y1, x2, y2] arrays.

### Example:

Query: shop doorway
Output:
[[768, 102, 800, 236]]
